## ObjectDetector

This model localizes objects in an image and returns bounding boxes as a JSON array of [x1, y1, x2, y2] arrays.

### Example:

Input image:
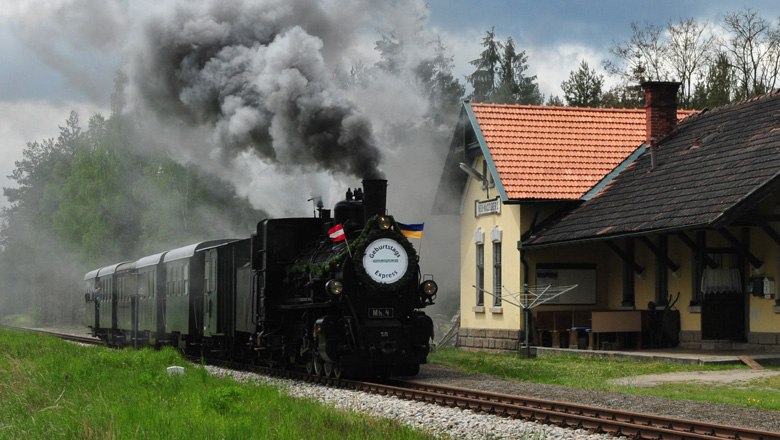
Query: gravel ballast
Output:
[[412, 364, 780, 433], [204, 365, 624, 440]]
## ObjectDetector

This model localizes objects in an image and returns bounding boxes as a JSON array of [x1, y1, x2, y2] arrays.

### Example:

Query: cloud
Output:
[[528, 43, 616, 100]]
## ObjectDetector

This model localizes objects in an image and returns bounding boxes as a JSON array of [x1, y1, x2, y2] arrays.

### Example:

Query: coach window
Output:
[[205, 260, 211, 292], [172, 266, 178, 296], [474, 227, 485, 311], [491, 226, 503, 310], [150, 270, 155, 298], [178, 265, 183, 296], [183, 262, 189, 295], [166, 266, 173, 296], [177, 264, 182, 295]]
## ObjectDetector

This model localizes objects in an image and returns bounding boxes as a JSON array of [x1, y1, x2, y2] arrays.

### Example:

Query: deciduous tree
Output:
[[723, 8, 780, 100]]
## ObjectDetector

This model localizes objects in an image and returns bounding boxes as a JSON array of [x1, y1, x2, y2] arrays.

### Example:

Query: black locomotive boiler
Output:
[[82, 179, 437, 377]]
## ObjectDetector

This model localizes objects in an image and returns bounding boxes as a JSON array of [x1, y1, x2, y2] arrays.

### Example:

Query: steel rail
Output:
[[0, 325, 101, 346], [376, 379, 780, 440]]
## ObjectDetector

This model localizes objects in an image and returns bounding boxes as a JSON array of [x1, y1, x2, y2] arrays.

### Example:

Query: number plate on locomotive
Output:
[[368, 308, 394, 318]]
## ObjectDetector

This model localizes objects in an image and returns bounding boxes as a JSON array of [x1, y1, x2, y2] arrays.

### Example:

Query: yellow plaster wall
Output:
[[667, 239, 697, 331], [748, 227, 780, 333], [459, 158, 522, 331], [631, 243, 655, 312]]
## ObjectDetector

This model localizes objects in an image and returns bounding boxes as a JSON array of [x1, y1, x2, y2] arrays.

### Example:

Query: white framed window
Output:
[[476, 243, 484, 306], [493, 242, 502, 307]]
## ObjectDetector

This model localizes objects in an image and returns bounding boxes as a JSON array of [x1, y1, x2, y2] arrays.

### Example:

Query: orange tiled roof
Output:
[[468, 103, 696, 200]]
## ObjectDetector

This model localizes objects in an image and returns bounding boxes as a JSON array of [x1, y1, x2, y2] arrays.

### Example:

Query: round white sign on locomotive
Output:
[[363, 238, 408, 284]]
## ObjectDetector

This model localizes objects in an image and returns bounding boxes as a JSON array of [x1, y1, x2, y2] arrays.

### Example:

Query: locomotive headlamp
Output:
[[377, 215, 392, 231], [421, 280, 438, 297], [326, 279, 344, 296]]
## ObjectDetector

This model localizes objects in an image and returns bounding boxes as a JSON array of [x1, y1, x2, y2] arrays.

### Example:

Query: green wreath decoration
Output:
[[287, 216, 419, 294], [351, 216, 419, 293]]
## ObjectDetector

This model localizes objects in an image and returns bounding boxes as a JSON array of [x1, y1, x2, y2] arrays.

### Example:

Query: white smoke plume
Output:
[[9, 0, 462, 318]]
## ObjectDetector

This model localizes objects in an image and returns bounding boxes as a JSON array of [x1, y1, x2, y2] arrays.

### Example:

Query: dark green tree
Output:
[[561, 60, 605, 107], [1, 112, 84, 324], [493, 37, 542, 104], [691, 52, 733, 109], [0, 108, 264, 326], [468, 30, 541, 104], [602, 83, 644, 108], [546, 95, 564, 106], [413, 37, 466, 124], [468, 28, 502, 101], [375, 33, 404, 75]]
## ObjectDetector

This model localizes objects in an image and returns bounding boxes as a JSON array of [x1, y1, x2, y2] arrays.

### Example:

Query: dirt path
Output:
[[609, 369, 780, 387]]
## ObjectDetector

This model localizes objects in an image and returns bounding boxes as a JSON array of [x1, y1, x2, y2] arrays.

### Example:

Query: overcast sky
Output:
[[2, 0, 780, 209]]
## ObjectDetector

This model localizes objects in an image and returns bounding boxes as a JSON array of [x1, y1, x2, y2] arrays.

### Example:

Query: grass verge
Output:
[[429, 348, 780, 410], [0, 329, 434, 439]]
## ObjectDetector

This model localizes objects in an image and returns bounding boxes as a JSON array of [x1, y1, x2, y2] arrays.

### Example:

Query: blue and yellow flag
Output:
[[398, 222, 424, 239]]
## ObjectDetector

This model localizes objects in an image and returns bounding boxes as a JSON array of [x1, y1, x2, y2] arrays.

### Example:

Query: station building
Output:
[[436, 82, 780, 353]]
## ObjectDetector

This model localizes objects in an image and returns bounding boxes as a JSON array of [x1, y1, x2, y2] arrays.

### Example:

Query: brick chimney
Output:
[[642, 81, 680, 146]]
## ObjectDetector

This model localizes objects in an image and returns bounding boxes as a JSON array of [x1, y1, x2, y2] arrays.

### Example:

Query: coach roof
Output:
[[163, 239, 237, 263]]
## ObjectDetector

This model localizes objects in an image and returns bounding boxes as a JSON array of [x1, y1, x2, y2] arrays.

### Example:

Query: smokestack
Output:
[[362, 179, 387, 223]]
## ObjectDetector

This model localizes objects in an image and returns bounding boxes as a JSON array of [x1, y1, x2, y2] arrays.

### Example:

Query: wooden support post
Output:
[[676, 231, 718, 268], [622, 238, 635, 308], [758, 219, 780, 247], [639, 236, 680, 272], [717, 228, 763, 268], [604, 241, 644, 274]]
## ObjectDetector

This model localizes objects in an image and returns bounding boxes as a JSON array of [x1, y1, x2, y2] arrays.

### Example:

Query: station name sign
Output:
[[475, 197, 501, 217]]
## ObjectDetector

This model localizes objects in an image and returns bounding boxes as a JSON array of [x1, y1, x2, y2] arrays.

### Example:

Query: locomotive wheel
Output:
[[398, 364, 420, 377], [323, 361, 334, 378], [332, 363, 343, 379], [305, 359, 314, 375], [312, 354, 324, 376]]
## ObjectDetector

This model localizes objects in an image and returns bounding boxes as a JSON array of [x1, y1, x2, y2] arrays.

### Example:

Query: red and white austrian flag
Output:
[[328, 224, 346, 242]]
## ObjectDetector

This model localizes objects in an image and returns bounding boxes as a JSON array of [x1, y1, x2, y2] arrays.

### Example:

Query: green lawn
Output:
[[0, 329, 434, 440], [429, 347, 780, 410]]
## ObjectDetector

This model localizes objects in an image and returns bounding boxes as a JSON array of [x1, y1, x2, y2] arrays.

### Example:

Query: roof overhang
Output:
[[463, 102, 509, 202], [523, 173, 780, 250], [521, 223, 709, 250]]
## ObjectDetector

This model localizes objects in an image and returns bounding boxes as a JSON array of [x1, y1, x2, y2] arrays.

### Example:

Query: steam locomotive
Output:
[[82, 179, 436, 377]]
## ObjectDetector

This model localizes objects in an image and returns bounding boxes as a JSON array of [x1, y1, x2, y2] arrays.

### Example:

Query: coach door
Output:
[[204, 249, 218, 337], [83, 271, 99, 329]]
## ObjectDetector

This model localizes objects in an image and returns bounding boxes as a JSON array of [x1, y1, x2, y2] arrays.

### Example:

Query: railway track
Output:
[[4, 326, 102, 346], [218, 361, 780, 440], [12, 326, 780, 440], [374, 379, 780, 440]]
